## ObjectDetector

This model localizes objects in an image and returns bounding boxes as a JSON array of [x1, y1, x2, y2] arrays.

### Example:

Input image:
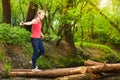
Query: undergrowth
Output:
[[76, 41, 120, 63]]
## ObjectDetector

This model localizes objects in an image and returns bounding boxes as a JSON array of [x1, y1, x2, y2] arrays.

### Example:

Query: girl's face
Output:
[[38, 12, 45, 20]]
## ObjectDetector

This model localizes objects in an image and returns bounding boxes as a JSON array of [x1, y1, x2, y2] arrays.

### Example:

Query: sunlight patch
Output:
[[99, 0, 112, 8]]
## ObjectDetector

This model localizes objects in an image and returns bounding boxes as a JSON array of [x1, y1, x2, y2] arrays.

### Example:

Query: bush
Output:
[[37, 56, 52, 69], [109, 35, 120, 48], [93, 30, 110, 44], [0, 23, 30, 46]]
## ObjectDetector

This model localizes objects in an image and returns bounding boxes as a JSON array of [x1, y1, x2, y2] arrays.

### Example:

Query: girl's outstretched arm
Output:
[[20, 19, 36, 26]]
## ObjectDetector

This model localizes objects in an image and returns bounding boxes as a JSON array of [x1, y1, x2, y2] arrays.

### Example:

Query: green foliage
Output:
[[0, 44, 5, 62], [44, 34, 60, 41], [82, 42, 114, 54], [63, 8, 80, 24], [3, 57, 11, 78], [0, 0, 2, 23], [109, 34, 120, 47], [77, 42, 120, 63], [37, 56, 52, 69], [0, 24, 30, 46], [37, 55, 84, 69], [54, 55, 84, 67], [11, 0, 29, 26], [93, 29, 111, 43], [4, 63, 11, 76]]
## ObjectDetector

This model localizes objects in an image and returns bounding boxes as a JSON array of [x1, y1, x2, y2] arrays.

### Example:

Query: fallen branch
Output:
[[84, 60, 105, 66]]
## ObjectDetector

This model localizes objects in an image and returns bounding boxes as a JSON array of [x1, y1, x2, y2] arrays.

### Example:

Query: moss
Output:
[[37, 55, 85, 69], [76, 42, 120, 63]]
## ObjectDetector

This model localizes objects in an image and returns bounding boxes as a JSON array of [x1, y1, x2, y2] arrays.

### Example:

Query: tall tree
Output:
[[25, 1, 38, 31], [57, 0, 78, 55], [2, 0, 11, 24]]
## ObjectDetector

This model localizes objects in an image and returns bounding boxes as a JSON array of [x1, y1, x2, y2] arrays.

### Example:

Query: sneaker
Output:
[[32, 66, 42, 72], [32, 68, 42, 72], [35, 66, 38, 69]]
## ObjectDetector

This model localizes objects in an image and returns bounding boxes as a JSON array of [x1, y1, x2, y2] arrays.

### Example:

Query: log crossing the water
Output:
[[9, 60, 120, 79], [10, 67, 87, 78]]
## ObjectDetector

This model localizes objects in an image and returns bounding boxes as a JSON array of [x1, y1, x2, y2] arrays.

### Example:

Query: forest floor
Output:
[[0, 41, 120, 79], [0, 41, 72, 70], [1, 41, 120, 69]]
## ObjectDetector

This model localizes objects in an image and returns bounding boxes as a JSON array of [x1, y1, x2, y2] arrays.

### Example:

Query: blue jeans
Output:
[[31, 38, 44, 69]]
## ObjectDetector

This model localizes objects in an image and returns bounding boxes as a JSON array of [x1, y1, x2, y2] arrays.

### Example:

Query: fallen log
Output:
[[9, 61, 120, 78], [87, 63, 120, 73], [55, 74, 89, 80], [9, 67, 87, 78], [55, 73, 101, 80], [84, 60, 120, 73]]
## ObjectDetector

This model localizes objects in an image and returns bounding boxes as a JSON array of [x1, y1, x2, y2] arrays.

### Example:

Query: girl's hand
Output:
[[19, 22, 24, 26], [41, 32, 44, 39], [41, 34, 44, 39]]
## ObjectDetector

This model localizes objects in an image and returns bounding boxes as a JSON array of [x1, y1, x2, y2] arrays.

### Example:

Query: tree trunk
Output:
[[56, 0, 77, 54], [25, 1, 38, 31], [64, 24, 77, 55], [2, 0, 11, 24]]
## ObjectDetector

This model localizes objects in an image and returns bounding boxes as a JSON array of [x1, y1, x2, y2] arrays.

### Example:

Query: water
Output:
[[1, 77, 54, 80], [101, 76, 120, 80], [2, 77, 120, 80], [100, 73, 120, 80], [2, 75, 120, 80]]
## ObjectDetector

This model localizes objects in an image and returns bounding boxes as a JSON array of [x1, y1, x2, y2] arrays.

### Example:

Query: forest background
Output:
[[0, 0, 120, 77]]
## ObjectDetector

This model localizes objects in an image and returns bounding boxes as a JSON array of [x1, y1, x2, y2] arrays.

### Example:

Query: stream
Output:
[[2, 77, 54, 80], [2, 74, 120, 80], [101, 75, 120, 80], [2, 76, 120, 80]]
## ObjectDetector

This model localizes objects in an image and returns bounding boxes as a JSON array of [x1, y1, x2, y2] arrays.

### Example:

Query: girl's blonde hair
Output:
[[34, 9, 45, 18], [36, 9, 45, 15]]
